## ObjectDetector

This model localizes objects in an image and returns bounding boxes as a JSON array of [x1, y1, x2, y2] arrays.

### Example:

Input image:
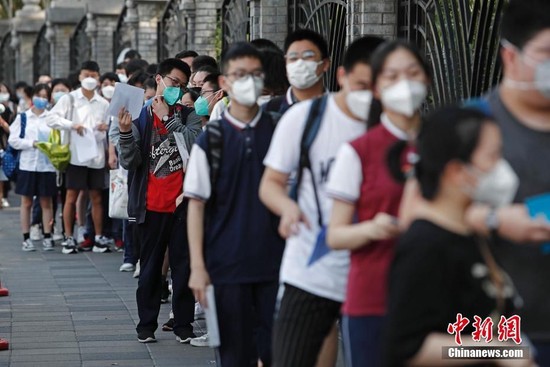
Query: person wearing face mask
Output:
[[259, 36, 384, 367], [462, 1, 550, 364], [379, 107, 533, 367], [50, 78, 71, 106], [323, 40, 430, 367], [118, 58, 200, 345], [8, 84, 57, 252], [47, 60, 111, 255], [194, 72, 223, 128], [263, 29, 330, 115], [184, 42, 284, 367]]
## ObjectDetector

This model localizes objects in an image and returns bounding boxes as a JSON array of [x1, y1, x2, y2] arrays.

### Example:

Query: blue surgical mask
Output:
[[32, 96, 49, 110], [194, 96, 210, 116]]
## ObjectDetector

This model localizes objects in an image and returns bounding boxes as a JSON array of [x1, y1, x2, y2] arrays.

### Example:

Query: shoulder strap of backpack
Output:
[[206, 119, 223, 192], [19, 112, 26, 139], [289, 94, 329, 226]]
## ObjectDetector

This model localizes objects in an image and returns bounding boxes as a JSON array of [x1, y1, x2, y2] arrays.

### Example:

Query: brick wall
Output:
[[50, 24, 73, 78], [350, 0, 398, 41], [256, 0, 287, 48], [94, 15, 119, 72], [193, 0, 223, 57], [136, 2, 165, 63]]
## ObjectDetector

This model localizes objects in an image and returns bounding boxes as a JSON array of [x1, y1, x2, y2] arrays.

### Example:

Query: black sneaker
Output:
[[137, 331, 156, 343], [162, 318, 174, 332], [175, 328, 196, 344], [160, 280, 170, 303]]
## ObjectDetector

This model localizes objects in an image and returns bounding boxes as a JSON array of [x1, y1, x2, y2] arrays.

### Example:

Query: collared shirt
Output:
[[8, 109, 55, 172]]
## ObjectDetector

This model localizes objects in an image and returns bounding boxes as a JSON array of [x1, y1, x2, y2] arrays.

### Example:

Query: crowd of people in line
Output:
[[1, 0, 550, 366]]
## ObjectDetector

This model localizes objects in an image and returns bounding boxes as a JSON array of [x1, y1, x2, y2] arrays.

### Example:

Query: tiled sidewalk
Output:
[[0, 205, 213, 367]]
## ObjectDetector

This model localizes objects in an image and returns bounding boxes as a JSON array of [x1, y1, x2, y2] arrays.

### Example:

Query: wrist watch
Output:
[[162, 114, 169, 122], [486, 208, 499, 237]]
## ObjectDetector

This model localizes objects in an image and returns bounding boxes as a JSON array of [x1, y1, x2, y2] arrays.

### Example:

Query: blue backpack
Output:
[[2, 113, 27, 181]]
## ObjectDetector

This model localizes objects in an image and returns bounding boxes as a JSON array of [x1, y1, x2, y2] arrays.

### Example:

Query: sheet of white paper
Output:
[[204, 285, 220, 348], [173, 132, 190, 172], [106, 82, 145, 120], [71, 128, 98, 163]]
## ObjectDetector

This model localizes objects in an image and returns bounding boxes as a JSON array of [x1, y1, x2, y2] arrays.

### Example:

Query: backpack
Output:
[[2, 112, 27, 181]]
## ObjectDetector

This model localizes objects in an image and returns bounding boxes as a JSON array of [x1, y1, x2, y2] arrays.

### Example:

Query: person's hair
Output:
[[51, 78, 72, 91], [23, 85, 33, 99], [80, 60, 100, 73], [501, 0, 550, 49], [343, 36, 385, 72], [175, 50, 198, 59], [367, 40, 431, 128], [100, 72, 120, 84], [196, 65, 219, 76], [184, 88, 200, 103], [144, 77, 157, 91], [221, 42, 263, 74], [126, 59, 149, 77], [116, 62, 127, 70], [157, 58, 191, 81], [128, 70, 150, 87], [387, 106, 493, 200], [124, 49, 141, 60], [202, 72, 221, 90], [284, 29, 329, 59], [260, 48, 289, 96], [146, 63, 158, 76], [251, 38, 282, 53], [14, 81, 28, 90], [33, 83, 52, 101], [191, 55, 219, 72]]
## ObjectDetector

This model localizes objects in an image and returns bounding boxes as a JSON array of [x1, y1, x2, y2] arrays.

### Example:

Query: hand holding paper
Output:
[[106, 83, 145, 120]]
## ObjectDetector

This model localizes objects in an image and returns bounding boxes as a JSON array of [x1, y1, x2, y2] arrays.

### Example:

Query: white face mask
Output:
[[81, 77, 98, 91], [117, 73, 128, 83], [0, 93, 9, 103], [345, 90, 373, 121], [286, 59, 323, 90], [471, 159, 519, 208], [534, 60, 550, 98], [381, 79, 427, 117], [230, 75, 264, 107], [101, 85, 116, 99]]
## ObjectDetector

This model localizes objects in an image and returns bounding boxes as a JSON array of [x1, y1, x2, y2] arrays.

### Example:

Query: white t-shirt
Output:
[[263, 94, 366, 302]]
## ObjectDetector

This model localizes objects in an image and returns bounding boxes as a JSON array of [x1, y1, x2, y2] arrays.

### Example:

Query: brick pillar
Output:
[[255, 0, 287, 48], [350, 0, 398, 41], [136, 1, 165, 63], [194, 0, 224, 57]]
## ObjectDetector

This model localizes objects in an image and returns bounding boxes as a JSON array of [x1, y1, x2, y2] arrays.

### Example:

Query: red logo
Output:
[[448, 314, 522, 345]]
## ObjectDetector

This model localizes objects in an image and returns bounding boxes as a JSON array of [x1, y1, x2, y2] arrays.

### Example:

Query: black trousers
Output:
[[272, 284, 342, 367], [135, 205, 195, 335], [215, 281, 278, 367]]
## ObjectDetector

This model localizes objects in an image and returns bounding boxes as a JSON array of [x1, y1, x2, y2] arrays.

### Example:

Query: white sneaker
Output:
[[53, 226, 64, 242], [119, 263, 135, 272], [1, 198, 10, 208], [22, 239, 36, 252], [61, 237, 78, 254], [30, 224, 43, 241], [194, 302, 205, 320], [190, 334, 209, 347], [76, 226, 86, 244], [133, 261, 140, 278], [93, 235, 111, 253], [42, 238, 54, 251]]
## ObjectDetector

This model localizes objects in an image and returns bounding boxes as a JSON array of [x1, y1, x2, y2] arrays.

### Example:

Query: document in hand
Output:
[[106, 82, 145, 120], [71, 128, 98, 163], [204, 285, 221, 347]]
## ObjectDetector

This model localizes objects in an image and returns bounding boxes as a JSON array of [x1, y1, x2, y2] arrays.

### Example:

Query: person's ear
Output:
[[219, 75, 230, 94], [321, 58, 331, 73], [336, 66, 347, 89], [501, 46, 520, 77]]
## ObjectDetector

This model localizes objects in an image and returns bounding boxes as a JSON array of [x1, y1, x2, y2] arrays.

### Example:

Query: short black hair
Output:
[[342, 36, 385, 72], [116, 62, 127, 70], [222, 42, 263, 74], [146, 63, 158, 75], [157, 58, 192, 82], [124, 49, 141, 60], [144, 77, 157, 90], [202, 72, 222, 90], [128, 71, 150, 87], [284, 29, 329, 59], [500, 0, 550, 49], [175, 50, 198, 59], [80, 60, 100, 73], [191, 55, 218, 73], [14, 81, 28, 90], [261, 48, 289, 96], [126, 59, 149, 77], [51, 78, 72, 91], [251, 38, 282, 53], [185, 88, 200, 103], [100, 72, 120, 84], [196, 65, 219, 75], [33, 83, 52, 101]]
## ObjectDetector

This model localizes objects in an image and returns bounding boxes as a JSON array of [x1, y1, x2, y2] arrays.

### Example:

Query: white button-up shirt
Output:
[[8, 109, 55, 172], [48, 88, 109, 169]]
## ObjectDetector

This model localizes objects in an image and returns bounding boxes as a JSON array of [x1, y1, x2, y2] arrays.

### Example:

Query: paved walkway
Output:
[[0, 203, 213, 367]]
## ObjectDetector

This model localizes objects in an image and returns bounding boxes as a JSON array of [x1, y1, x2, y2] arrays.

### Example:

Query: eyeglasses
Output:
[[285, 50, 319, 63], [200, 89, 218, 97], [163, 75, 186, 89], [225, 70, 265, 81]]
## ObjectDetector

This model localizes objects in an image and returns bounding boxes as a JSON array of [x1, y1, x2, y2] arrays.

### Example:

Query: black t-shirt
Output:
[[380, 219, 520, 367]]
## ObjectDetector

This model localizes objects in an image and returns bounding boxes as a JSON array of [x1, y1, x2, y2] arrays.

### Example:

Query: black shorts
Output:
[[65, 164, 106, 190], [15, 170, 57, 197]]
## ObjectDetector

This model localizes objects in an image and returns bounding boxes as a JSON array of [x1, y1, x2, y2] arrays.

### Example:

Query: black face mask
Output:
[[190, 87, 202, 94]]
